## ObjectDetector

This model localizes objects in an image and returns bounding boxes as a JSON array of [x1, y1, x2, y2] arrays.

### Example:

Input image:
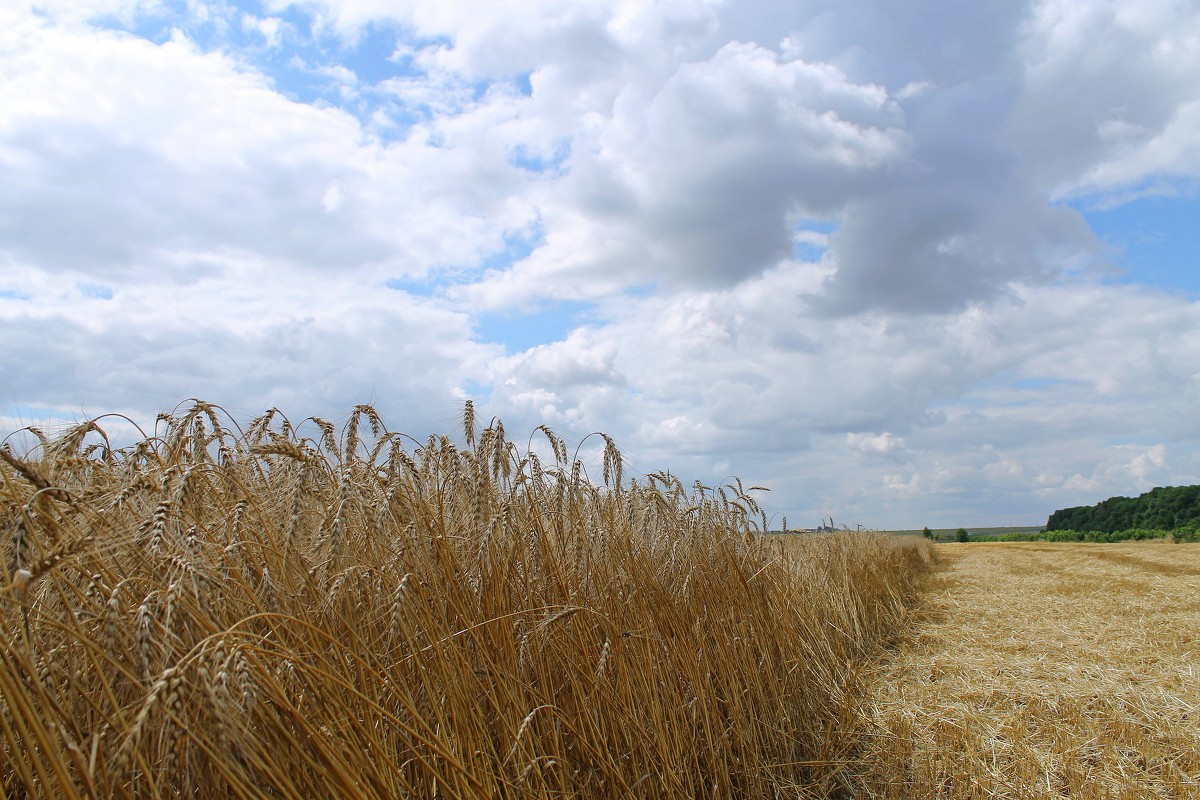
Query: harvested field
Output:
[[848, 542, 1200, 799]]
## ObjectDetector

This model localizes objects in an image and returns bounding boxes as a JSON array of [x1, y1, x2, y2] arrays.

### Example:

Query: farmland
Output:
[[846, 541, 1200, 798], [3, 402, 1197, 797], [886, 526, 1045, 540]]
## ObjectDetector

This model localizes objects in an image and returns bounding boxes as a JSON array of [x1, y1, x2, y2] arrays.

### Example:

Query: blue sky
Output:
[[3, 0, 1200, 528], [1082, 195, 1199, 293]]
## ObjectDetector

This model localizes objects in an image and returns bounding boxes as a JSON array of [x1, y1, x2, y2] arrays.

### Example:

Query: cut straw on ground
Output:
[[845, 541, 1200, 799]]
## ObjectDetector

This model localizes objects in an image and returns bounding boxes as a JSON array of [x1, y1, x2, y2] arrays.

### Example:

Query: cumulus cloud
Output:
[[460, 41, 908, 308], [0, 13, 539, 283], [1011, 0, 1200, 200], [0, 268, 491, 437], [4, 0, 1200, 529], [480, 270, 1200, 525]]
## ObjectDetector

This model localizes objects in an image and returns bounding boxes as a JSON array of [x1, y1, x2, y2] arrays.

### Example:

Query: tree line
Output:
[[1046, 485, 1200, 532]]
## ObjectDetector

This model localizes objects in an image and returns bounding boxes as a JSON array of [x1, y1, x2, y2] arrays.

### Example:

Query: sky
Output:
[[2, 0, 1199, 529]]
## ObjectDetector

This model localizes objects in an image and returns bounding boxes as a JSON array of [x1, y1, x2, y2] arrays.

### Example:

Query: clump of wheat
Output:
[[0, 400, 934, 798]]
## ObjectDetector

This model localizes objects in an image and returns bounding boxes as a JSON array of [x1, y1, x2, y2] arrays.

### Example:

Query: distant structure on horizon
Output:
[[810, 515, 839, 533], [777, 515, 865, 535]]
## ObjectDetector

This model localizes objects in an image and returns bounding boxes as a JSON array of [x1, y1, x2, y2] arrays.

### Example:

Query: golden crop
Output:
[[1, 401, 933, 798]]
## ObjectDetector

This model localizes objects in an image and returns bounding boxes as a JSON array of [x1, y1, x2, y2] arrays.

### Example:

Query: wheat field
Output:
[[1, 401, 935, 798], [12, 401, 1187, 798], [847, 541, 1200, 799]]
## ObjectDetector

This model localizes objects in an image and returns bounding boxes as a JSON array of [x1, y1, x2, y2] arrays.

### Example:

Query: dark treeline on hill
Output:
[[1047, 485, 1200, 532]]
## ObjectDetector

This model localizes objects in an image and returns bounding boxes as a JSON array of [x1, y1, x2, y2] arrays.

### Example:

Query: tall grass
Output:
[[1, 401, 933, 798]]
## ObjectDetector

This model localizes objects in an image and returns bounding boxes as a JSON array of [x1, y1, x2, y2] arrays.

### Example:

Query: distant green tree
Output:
[[922, 526, 933, 540], [955, 528, 969, 543], [1045, 485, 1200, 533]]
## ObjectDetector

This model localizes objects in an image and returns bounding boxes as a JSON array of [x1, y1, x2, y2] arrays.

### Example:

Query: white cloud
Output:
[[4, 0, 1200, 530], [848, 432, 905, 456], [896, 80, 933, 100], [1012, 0, 1200, 201], [478, 271, 1200, 525], [1128, 443, 1168, 481], [460, 40, 908, 309], [0, 265, 493, 436], [242, 12, 284, 49], [0, 13, 543, 285], [1073, 100, 1200, 199]]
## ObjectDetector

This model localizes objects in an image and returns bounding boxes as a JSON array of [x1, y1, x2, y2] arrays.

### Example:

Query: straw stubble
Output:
[[846, 541, 1200, 799]]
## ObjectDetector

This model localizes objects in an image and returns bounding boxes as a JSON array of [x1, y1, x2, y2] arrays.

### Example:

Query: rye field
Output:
[[3, 402, 1196, 798]]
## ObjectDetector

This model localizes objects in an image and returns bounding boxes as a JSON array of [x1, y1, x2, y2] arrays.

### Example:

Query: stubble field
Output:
[[846, 541, 1200, 799]]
